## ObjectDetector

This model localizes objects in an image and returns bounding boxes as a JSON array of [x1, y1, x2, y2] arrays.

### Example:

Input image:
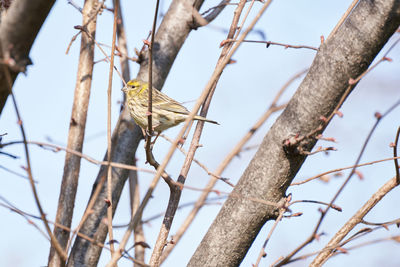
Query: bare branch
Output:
[[310, 176, 399, 266], [49, 0, 100, 265], [221, 39, 318, 51], [104, 0, 119, 256], [292, 155, 400, 186], [189, 1, 400, 265], [0, 21, 67, 265], [160, 67, 300, 262], [69, 1, 213, 265], [151, 0, 261, 264], [254, 195, 291, 266], [393, 126, 400, 183]]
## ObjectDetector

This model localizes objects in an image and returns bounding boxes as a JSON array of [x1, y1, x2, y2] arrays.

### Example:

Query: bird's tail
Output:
[[194, 115, 219, 125]]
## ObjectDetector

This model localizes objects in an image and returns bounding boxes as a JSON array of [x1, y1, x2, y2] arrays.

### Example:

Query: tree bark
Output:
[[48, 0, 99, 266], [188, 0, 400, 266]]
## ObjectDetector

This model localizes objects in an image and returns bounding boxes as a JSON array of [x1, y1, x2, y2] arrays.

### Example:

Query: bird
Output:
[[122, 79, 218, 141]]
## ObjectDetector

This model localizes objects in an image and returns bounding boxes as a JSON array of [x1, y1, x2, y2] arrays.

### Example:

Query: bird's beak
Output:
[[122, 87, 127, 93]]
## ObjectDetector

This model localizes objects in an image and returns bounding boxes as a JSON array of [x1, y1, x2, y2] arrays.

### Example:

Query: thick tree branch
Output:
[[48, 0, 99, 266], [188, 1, 400, 266]]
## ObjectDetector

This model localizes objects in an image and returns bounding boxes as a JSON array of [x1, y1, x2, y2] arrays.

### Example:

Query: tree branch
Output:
[[310, 176, 398, 266], [188, 1, 400, 266], [67, 1, 210, 265], [48, 0, 99, 265]]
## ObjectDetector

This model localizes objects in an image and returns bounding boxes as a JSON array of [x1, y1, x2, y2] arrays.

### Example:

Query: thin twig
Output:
[[105, 0, 119, 256], [292, 155, 400, 186], [0, 150, 18, 159], [0, 44, 67, 261], [327, 0, 359, 40], [145, 0, 161, 168], [159, 67, 301, 262], [276, 98, 400, 266], [0, 196, 50, 240], [201, 0, 230, 26], [275, 36, 400, 265], [339, 235, 400, 254], [152, 1, 251, 264], [393, 126, 400, 183], [160, 134, 234, 187], [0, 164, 29, 180], [361, 218, 400, 227], [325, 37, 400, 126], [0, 196, 149, 266], [94, 42, 138, 62], [0, 140, 155, 174], [67, 0, 83, 12], [290, 199, 342, 212], [221, 39, 318, 51], [65, 0, 106, 54], [254, 195, 290, 266], [129, 168, 147, 265], [284, 232, 400, 265], [113, 196, 226, 227], [310, 176, 399, 266], [76, 25, 126, 86], [108, 1, 274, 266]]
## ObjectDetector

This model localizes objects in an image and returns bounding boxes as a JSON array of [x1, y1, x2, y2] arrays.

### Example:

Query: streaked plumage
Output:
[[122, 79, 218, 135]]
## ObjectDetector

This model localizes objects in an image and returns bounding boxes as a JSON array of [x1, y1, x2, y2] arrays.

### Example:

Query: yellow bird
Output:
[[122, 79, 218, 138]]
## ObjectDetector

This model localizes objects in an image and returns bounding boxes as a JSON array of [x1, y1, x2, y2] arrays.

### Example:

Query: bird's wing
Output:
[[155, 102, 190, 115], [153, 92, 190, 115]]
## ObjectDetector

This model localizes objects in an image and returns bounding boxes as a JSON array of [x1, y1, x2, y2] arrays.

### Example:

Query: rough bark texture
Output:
[[48, 0, 99, 266], [66, 1, 205, 266], [0, 0, 55, 114], [188, 1, 400, 266]]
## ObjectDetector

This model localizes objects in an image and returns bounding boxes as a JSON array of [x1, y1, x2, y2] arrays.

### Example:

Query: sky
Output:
[[1, 0, 400, 266]]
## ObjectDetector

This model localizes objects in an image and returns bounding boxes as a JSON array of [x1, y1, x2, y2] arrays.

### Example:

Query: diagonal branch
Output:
[[160, 68, 302, 263], [188, 1, 400, 266], [153, 1, 283, 264], [310, 176, 399, 266]]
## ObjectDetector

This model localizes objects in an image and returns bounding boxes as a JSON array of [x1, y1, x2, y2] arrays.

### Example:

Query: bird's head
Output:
[[122, 79, 148, 96]]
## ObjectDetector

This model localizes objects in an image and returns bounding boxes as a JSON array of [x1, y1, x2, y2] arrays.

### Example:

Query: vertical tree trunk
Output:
[[67, 1, 207, 265], [48, 0, 99, 266]]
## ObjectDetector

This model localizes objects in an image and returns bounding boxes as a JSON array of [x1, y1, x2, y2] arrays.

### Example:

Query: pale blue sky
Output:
[[1, 1, 400, 266]]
